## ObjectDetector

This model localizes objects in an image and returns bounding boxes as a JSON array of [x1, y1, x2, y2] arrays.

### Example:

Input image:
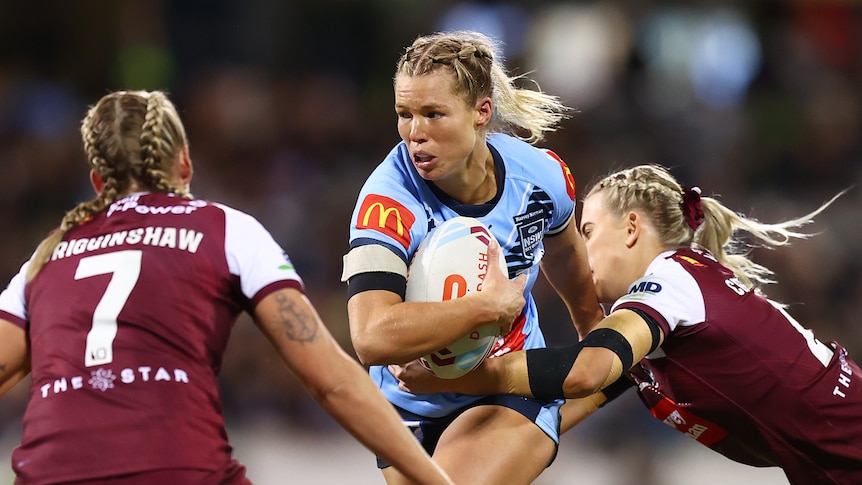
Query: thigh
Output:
[[432, 405, 557, 485]]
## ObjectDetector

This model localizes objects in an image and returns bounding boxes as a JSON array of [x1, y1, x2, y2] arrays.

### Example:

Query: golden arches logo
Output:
[[356, 194, 415, 249], [362, 203, 405, 235]]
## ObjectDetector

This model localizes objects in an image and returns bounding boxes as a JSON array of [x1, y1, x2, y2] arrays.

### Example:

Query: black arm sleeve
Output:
[[626, 307, 663, 354], [526, 344, 583, 401], [346, 271, 406, 300], [599, 375, 635, 406]]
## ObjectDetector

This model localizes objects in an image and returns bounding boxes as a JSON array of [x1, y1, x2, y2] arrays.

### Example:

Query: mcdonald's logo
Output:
[[546, 150, 576, 201], [356, 194, 415, 249]]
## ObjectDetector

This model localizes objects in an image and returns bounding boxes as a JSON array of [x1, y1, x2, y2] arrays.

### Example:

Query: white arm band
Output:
[[341, 245, 408, 282]]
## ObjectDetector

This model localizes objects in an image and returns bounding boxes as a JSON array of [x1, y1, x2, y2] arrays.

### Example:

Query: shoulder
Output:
[[207, 202, 278, 242], [612, 251, 707, 333], [490, 134, 575, 190], [488, 133, 567, 168]]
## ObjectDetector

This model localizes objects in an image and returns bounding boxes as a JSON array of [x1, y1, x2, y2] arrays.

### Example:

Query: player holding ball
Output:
[[341, 30, 603, 485]]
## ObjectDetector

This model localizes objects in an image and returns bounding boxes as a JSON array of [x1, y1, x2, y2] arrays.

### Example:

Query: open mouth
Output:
[[413, 152, 435, 168]]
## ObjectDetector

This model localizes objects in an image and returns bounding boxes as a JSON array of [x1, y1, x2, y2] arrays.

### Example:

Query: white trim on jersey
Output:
[[0, 260, 29, 321], [611, 251, 707, 333], [545, 211, 574, 237], [218, 203, 303, 300]]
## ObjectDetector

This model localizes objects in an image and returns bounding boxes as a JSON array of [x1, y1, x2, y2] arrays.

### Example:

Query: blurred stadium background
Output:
[[1, 1, 859, 483]]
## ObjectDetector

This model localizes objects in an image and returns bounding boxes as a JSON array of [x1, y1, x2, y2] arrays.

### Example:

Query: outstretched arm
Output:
[[395, 308, 659, 401], [254, 288, 453, 485]]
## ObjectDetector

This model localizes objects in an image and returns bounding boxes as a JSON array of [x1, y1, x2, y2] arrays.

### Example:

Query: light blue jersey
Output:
[[347, 133, 576, 418]]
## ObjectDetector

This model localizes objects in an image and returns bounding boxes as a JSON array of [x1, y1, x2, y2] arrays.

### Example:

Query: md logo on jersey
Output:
[[628, 281, 663, 295], [356, 194, 416, 250], [513, 210, 545, 259]]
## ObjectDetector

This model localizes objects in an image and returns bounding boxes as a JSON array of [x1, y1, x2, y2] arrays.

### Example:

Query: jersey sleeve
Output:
[[610, 268, 706, 337], [346, 161, 427, 265], [540, 149, 577, 235], [219, 204, 304, 307], [0, 260, 29, 329]]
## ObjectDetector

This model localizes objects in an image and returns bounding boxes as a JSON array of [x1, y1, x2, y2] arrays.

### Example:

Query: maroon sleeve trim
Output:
[[251, 279, 304, 309], [0, 310, 27, 331], [615, 301, 671, 338]]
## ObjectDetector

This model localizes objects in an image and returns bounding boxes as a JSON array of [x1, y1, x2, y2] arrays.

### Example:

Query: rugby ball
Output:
[[405, 217, 507, 379]]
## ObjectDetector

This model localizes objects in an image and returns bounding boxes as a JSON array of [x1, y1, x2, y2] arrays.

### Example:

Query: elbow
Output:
[[350, 331, 392, 367], [561, 366, 605, 399], [350, 338, 380, 367]]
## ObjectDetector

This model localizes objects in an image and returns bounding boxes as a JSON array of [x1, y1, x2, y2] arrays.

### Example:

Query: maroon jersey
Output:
[[0, 192, 302, 483], [612, 248, 862, 484]]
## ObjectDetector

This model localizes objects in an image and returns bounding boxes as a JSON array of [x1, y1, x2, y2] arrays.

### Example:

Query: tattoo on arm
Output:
[[0, 363, 6, 373], [274, 292, 318, 343]]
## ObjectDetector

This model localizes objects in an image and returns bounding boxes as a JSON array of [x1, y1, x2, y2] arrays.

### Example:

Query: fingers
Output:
[[513, 272, 527, 289], [486, 237, 503, 273]]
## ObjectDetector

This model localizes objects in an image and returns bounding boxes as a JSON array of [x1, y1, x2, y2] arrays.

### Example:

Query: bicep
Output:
[[567, 309, 663, 393], [347, 288, 402, 334], [598, 308, 664, 364], [0, 319, 29, 396], [540, 218, 582, 270]]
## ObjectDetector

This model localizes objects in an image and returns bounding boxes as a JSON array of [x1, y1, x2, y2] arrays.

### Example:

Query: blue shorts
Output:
[[376, 394, 562, 469]]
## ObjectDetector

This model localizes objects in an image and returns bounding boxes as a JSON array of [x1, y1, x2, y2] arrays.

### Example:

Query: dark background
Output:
[[0, 1, 859, 483]]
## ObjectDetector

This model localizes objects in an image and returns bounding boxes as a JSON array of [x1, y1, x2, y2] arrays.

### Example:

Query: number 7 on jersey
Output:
[[75, 250, 142, 367]]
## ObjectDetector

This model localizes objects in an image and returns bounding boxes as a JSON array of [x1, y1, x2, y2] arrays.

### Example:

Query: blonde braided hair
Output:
[[396, 30, 568, 143], [26, 90, 191, 281], [586, 164, 842, 294]]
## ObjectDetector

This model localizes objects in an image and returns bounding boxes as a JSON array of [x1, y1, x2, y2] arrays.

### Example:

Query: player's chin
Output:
[[594, 282, 618, 306], [412, 160, 440, 179]]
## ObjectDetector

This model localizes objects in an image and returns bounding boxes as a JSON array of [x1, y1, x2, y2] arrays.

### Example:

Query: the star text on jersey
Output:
[[39, 366, 190, 398], [834, 350, 853, 398]]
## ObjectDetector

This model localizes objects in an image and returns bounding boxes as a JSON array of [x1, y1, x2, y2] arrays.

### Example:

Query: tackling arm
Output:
[[395, 308, 659, 401]]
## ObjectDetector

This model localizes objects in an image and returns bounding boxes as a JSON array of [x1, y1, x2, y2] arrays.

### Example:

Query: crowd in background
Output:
[[0, 1, 860, 483]]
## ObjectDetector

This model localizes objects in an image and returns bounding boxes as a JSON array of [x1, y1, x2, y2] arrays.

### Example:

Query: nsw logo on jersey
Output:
[[356, 194, 415, 250], [514, 210, 545, 259]]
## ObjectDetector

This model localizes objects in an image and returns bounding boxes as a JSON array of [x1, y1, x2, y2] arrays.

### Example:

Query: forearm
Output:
[[560, 394, 605, 434], [527, 310, 660, 400], [540, 226, 603, 338], [315, 358, 452, 484], [350, 293, 505, 365], [542, 254, 604, 338]]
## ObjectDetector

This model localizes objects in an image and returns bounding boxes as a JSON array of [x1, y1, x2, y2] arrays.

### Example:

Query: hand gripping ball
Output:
[[405, 217, 506, 379]]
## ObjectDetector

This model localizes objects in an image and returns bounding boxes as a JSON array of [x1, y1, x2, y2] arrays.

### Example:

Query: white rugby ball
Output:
[[405, 216, 507, 379]]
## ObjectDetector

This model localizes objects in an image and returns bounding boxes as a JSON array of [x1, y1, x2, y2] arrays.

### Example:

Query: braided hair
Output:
[[586, 164, 841, 294], [26, 90, 191, 281], [395, 30, 568, 143]]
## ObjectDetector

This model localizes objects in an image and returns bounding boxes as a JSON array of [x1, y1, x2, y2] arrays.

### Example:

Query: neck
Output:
[[439, 145, 496, 205]]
